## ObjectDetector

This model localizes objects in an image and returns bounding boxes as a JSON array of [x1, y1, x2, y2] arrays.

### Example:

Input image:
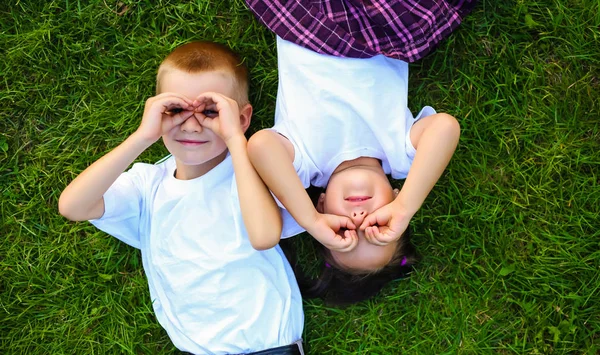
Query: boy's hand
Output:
[[193, 92, 244, 144], [359, 201, 412, 246], [136, 93, 195, 144], [306, 213, 358, 252]]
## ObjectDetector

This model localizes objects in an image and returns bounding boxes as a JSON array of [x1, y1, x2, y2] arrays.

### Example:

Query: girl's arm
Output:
[[59, 94, 194, 221], [361, 113, 460, 244], [248, 130, 358, 252], [398, 113, 460, 213]]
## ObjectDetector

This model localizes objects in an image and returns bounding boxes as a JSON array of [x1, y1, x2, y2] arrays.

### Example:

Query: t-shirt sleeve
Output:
[[267, 124, 312, 209], [280, 208, 305, 239], [89, 164, 149, 249], [405, 105, 437, 159]]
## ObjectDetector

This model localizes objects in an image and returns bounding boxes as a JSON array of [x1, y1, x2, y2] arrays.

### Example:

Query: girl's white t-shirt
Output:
[[273, 36, 436, 188]]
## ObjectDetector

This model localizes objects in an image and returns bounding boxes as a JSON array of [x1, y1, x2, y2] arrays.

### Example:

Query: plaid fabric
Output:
[[245, 0, 477, 62]]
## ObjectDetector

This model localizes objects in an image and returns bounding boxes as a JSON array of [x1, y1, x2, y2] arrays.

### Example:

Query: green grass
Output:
[[1, 0, 599, 353]]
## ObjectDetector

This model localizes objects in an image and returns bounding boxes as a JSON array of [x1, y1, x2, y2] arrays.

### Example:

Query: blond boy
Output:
[[59, 42, 304, 355]]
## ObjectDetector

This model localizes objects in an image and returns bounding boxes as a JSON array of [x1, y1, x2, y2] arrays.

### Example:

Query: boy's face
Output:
[[159, 69, 236, 175], [321, 162, 398, 270]]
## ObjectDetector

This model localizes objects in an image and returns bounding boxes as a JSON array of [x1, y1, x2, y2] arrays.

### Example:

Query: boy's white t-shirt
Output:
[[273, 36, 436, 188], [90, 155, 304, 355]]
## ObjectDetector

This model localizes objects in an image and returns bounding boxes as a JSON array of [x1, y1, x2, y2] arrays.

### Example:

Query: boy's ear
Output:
[[316, 193, 326, 213], [239, 103, 253, 133]]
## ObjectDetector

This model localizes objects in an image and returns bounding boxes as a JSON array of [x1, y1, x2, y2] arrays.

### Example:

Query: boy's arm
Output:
[[192, 93, 284, 250], [59, 93, 194, 221], [229, 135, 283, 250], [247, 130, 358, 252], [361, 113, 460, 245], [59, 134, 153, 221]]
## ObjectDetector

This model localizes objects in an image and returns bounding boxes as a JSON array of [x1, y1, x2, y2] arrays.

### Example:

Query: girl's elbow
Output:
[[435, 113, 461, 144], [247, 130, 274, 163], [58, 194, 76, 220]]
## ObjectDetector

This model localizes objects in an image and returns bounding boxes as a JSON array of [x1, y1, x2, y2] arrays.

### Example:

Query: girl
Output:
[[245, 0, 476, 304]]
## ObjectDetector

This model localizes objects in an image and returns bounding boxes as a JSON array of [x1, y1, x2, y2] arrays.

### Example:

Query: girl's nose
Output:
[[350, 210, 366, 226], [181, 115, 203, 133]]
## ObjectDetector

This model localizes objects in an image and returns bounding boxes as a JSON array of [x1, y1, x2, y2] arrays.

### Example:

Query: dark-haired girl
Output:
[[245, 0, 477, 304]]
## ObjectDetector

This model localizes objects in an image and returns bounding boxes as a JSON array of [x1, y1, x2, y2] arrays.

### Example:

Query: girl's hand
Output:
[[307, 213, 358, 252], [359, 201, 412, 246], [136, 93, 195, 144], [192, 92, 244, 145]]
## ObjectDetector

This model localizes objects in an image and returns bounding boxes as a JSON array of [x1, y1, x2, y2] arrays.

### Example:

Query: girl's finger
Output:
[[340, 216, 356, 230], [364, 227, 374, 244], [345, 230, 359, 250], [370, 226, 389, 246], [360, 214, 377, 230]]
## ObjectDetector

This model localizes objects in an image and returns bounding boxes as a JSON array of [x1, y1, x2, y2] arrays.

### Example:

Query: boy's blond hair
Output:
[[157, 41, 249, 106]]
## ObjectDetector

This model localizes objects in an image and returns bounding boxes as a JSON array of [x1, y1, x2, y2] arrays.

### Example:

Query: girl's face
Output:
[[319, 158, 399, 271]]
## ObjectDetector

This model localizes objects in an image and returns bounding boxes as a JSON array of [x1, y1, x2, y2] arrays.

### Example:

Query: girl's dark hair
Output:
[[280, 187, 419, 306]]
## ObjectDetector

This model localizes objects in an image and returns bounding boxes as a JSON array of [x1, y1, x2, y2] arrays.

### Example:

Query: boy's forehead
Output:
[[157, 67, 236, 98]]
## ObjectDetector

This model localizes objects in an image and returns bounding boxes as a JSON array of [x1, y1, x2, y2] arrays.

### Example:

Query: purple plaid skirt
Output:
[[245, 0, 477, 62]]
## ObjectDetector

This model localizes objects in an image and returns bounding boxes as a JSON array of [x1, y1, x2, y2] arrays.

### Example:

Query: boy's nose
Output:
[[350, 210, 366, 226], [181, 115, 203, 132]]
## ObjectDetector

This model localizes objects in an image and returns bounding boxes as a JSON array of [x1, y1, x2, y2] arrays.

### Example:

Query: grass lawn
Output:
[[1, 0, 599, 353]]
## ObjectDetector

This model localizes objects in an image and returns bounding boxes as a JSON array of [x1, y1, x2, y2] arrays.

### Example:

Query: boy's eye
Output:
[[165, 107, 184, 115], [203, 109, 218, 117]]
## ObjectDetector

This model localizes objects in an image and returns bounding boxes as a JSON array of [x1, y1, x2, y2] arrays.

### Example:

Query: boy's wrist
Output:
[[130, 130, 158, 150], [224, 134, 248, 152]]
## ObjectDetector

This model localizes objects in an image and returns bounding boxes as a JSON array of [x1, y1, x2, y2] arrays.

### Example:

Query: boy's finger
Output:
[[170, 110, 194, 125], [195, 92, 225, 106], [159, 97, 193, 116], [153, 92, 194, 105]]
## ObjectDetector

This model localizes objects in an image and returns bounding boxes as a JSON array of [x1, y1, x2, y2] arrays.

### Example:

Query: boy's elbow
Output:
[[248, 218, 283, 251], [58, 192, 100, 221], [249, 232, 281, 251], [250, 237, 280, 251]]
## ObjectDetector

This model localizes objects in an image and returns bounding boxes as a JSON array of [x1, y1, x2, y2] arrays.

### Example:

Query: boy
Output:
[[59, 41, 305, 354]]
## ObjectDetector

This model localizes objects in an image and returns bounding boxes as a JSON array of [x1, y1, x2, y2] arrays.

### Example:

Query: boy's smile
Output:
[[176, 139, 208, 146], [158, 69, 237, 179]]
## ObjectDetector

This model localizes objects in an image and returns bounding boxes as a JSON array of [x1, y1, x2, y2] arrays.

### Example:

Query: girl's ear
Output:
[[316, 193, 326, 213], [393, 188, 400, 199], [239, 103, 253, 133]]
